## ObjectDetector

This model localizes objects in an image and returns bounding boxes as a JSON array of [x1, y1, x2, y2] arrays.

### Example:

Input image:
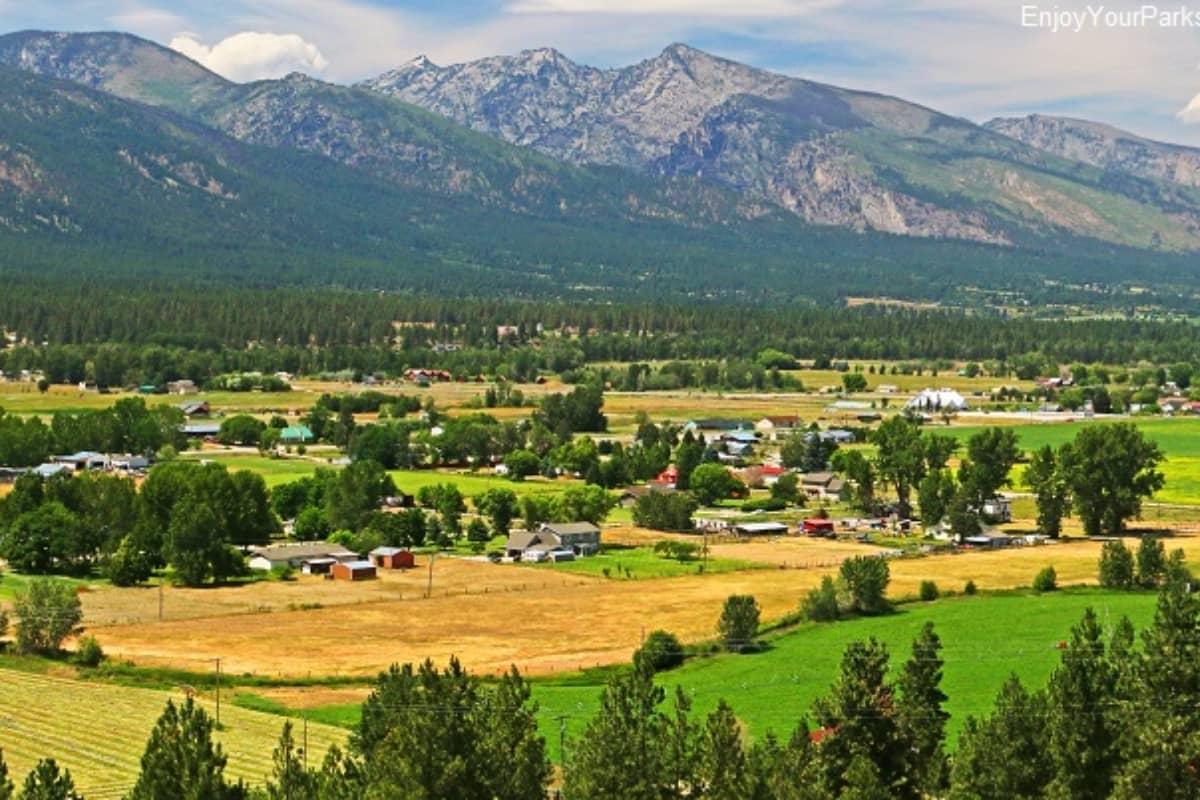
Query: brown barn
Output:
[[331, 560, 377, 581], [370, 547, 415, 570]]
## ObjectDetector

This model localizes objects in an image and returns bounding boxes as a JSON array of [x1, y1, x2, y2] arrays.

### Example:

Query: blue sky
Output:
[[5, 0, 1200, 144]]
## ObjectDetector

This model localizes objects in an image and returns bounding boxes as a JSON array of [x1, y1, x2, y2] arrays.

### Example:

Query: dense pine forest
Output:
[[2, 282, 1200, 385]]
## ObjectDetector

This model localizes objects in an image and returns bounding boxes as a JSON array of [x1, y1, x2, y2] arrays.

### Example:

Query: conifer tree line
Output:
[[3, 586, 1199, 799]]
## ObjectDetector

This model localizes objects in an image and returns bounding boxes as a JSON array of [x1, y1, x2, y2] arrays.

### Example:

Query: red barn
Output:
[[331, 560, 377, 581], [370, 547, 415, 570], [803, 518, 836, 536]]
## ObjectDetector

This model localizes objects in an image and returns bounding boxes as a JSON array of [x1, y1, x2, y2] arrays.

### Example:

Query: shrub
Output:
[[106, 536, 153, 587], [636, 629, 685, 672], [919, 580, 940, 601], [800, 576, 840, 622], [964, 579, 978, 596], [717, 594, 761, 653], [740, 497, 788, 512], [72, 635, 104, 668], [13, 580, 83, 654], [1136, 536, 1166, 588], [1098, 539, 1135, 588], [1033, 565, 1058, 592], [270, 563, 297, 581], [839, 556, 891, 616], [653, 540, 699, 562]]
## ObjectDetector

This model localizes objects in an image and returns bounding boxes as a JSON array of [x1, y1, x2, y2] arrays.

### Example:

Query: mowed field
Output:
[[0, 669, 346, 800], [83, 534, 1200, 678], [531, 589, 1161, 759], [952, 416, 1200, 505]]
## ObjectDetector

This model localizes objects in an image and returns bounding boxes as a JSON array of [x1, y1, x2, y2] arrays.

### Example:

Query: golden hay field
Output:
[[86, 533, 1200, 679], [0, 669, 346, 800]]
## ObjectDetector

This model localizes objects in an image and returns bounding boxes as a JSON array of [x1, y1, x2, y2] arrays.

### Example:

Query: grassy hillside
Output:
[[530, 589, 1159, 760]]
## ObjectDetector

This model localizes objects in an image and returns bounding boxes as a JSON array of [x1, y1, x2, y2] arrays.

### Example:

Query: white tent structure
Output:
[[905, 388, 968, 412]]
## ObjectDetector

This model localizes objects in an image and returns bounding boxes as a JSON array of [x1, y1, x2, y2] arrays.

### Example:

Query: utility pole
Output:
[[211, 657, 222, 726], [158, 577, 164, 622], [555, 714, 569, 768], [425, 552, 436, 598]]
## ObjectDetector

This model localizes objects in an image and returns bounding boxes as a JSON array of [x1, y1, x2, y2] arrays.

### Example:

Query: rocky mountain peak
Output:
[[986, 113, 1200, 187]]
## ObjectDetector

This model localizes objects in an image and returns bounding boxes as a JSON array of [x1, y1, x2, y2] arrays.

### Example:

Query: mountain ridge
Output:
[[358, 42, 1200, 249], [6, 30, 1200, 309], [984, 113, 1200, 188]]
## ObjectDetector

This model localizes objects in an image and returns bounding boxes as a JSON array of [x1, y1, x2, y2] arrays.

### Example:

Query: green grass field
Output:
[[528, 545, 765, 580], [183, 452, 326, 487], [0, 387, 313, 416], [0, 573, 105, 603], [951, 417, 1200, 505], [386, 469, 584, 500], [528, 588, 1159, 761]]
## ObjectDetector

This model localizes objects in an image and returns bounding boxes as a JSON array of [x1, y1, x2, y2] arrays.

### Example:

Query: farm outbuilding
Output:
[[803, 519, 837, 536], [248, 542, 359, 572], [301, 558, 337, 575], [733, 521, 790, 536], [370, 547, 415, 569], [331, 560, 377, 581]]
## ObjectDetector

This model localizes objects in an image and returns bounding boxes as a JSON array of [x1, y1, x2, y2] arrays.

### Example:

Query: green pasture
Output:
[[952, 417, 1200, 505], [182, 452, 324, 488], [270, 589, 1160, 765], [386, 469, 583, 500], [0, 572, 105, 603], [529, 588, 1159, 761], [528, 545, 765, 580], [0, 387, 314, 417]]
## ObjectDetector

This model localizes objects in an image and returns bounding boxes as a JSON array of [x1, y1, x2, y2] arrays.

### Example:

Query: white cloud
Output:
[[507, 0, 837, 15], [1179, 93, 1200, 124], [169, 31, 329, 81], [107, 6, 189, 36]]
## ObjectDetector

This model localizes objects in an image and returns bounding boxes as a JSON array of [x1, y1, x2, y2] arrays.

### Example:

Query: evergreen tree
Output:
[[661, 687, 698, 799], [761, 726, 825, 800], [1044, 608, 1121, 800], [949, 677, 1051, 800], [840, 755, 892, 800], [475, 667, 551, 800], [894, 622, 948, 799], [1112, 587, 1200, 799], [812, 639, 904, 795], [566, 655, 666, 800], [353, 659, 547, 800], [16, 760, 79, 800], [0, 750, 12, 800], [264, 722, 317, 800], [696, 700, 749, 800], [127, 698, 247, 800]]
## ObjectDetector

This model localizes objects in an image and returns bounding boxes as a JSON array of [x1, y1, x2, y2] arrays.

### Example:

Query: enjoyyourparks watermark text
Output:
[[1021, 4, 1200, 32]]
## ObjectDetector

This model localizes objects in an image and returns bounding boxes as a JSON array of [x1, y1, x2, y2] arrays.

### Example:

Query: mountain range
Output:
[[2, 30, 1200, 306]]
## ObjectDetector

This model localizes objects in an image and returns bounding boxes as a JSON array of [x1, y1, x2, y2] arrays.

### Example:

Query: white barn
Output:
[[905, 388, 968, 412]]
